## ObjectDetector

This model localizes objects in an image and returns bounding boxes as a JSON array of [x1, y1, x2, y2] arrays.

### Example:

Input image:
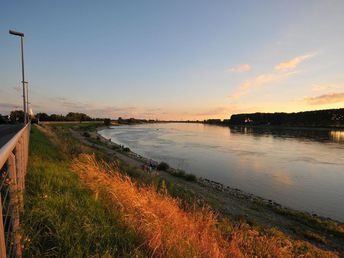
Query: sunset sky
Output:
[[1, 1, 343, 120]]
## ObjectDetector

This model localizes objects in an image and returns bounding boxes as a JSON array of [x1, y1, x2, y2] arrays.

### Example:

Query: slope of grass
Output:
[[71, 153, 338, 258], [22, 127, 146, 257]]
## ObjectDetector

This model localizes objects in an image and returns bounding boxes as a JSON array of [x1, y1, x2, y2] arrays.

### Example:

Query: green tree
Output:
[[10, 110, 24, 123], [104, 118, 111, 126]]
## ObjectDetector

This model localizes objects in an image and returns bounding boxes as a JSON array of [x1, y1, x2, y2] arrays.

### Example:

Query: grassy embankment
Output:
[[22, 124, 339, 257], [23, 126, 146, 257]]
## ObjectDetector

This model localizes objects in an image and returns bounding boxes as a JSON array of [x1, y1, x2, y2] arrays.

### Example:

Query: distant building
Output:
[[244, 118, 253, 123]]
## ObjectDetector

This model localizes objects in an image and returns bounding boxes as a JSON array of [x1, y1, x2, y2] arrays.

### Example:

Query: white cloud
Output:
[[226, 64, 251, 73]]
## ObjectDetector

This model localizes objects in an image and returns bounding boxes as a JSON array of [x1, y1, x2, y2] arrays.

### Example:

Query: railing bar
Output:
[[2, 187, 10, 208], [3, 205, 12, 229], [1, 198, 10, 211], [0, 123, 30, 169], [7, 239, 14, 258], [2, 186, 10, 204], [5, 216, 13, 246]]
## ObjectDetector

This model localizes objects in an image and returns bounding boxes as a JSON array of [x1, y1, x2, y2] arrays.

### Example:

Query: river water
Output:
[[99, 123, 344, 222]]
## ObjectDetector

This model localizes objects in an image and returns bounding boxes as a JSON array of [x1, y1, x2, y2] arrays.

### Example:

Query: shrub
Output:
[[123, 147, 130, 152], [104, 118, 111, 126], [112, 145, 120, 150], [184, 174, 197, 182], [170, 169, 197, 182], [157, 162, 169, 171], [83, 132, 91, 138], [174, 169, 186, 177]]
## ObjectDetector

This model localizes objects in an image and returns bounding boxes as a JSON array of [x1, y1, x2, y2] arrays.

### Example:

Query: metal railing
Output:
[[0, 123, 30, 258]]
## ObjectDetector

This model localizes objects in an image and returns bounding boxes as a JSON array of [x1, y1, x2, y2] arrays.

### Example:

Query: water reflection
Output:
[[330, 131, 344, 143], [99, 123, 344, 221], [229, 126, 344, 144]]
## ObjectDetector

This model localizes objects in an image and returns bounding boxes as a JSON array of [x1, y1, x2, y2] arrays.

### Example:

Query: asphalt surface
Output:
[[0, 124, 23, 149]]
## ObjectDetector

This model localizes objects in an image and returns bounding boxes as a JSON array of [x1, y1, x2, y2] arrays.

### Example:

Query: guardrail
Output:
[[0, 123, 30, 258]]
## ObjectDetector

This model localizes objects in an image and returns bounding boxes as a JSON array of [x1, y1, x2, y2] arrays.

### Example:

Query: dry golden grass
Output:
[[71, 154, 338, 258]]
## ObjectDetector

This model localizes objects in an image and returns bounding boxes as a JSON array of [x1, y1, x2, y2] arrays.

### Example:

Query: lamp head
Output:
[[9, 30, 24, 37]]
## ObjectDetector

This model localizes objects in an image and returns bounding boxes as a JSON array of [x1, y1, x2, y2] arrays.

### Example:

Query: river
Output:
[[99, 123, 344, 222]]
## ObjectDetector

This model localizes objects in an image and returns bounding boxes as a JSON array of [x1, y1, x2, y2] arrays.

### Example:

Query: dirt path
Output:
[[70, 128, 344, 255]]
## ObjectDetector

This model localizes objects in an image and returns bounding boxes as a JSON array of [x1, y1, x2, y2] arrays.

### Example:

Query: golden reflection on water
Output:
[[329, 131, 344, 143]]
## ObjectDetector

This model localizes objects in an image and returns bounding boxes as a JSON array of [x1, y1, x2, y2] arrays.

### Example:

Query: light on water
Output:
[[99, 123, 344, 222], [330, 130, 344, 143]]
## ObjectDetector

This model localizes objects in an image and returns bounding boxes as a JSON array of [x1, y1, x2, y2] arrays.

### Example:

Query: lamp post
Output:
[[9, 30, 27, 124], [24, 81, 29, 121]]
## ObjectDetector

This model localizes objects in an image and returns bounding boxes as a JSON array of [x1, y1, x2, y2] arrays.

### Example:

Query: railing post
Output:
[[24, 130, 28, 174], [8, 153, 22, 258], [16, 139, 24, 213], [0, 195, 6, 258]]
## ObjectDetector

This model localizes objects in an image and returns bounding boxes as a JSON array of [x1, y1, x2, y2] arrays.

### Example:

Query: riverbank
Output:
[[31, 123, 343, 257], [88, 124, 344, 254], [35, 122, 343, 255]]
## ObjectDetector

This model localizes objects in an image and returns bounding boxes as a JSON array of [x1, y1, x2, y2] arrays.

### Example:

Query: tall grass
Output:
[[71, 154, 338, 258], [23, 127, 146, 257]]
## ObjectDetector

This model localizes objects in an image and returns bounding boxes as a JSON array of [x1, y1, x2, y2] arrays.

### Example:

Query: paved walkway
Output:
[[0, 124, 23, 149]]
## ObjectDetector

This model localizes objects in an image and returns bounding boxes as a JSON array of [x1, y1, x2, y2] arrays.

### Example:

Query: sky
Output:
[[1, 1, 344, 120]]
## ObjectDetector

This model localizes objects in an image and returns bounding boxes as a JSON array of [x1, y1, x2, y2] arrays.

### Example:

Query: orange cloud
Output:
[[226, 64, 251, 73], [230, 52, 315, 99], [275, 53, 315, 71], [305, 92, 344, 105], [311, 83, 342, 92], [231, 71, 297, 98]]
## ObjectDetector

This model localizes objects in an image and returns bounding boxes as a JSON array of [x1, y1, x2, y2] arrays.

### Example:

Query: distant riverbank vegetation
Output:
[[2, 108, 343, 129], [204, 108, 344, 128], [22, 123, 341, 256], [157, 162, 197, 182]]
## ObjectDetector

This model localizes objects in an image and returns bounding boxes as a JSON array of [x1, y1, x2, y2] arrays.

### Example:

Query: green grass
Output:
[[22, 127, 146, 257]]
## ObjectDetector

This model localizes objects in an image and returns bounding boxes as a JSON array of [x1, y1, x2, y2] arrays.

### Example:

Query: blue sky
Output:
[[1, 1, 343, 119]]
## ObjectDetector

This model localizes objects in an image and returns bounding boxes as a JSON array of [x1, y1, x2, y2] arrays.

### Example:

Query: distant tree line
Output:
[[0, 111, 110, 124], [0, 110, 25, 123], [204, 108, 344, 128], [117, 117, 157, 125], [36, 112, 93, 122]]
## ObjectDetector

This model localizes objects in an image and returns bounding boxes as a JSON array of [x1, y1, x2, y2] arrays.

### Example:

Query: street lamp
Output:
[[24, 81, 30, 121], [9, 29, 27, 124]]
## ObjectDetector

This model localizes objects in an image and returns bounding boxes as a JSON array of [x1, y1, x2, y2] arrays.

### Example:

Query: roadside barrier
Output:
[[0, 123, 30, 258]]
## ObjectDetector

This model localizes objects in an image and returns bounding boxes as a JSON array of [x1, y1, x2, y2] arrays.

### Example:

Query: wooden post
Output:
[[8, 153, 22, 258], [0, 195, 6, 258]]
